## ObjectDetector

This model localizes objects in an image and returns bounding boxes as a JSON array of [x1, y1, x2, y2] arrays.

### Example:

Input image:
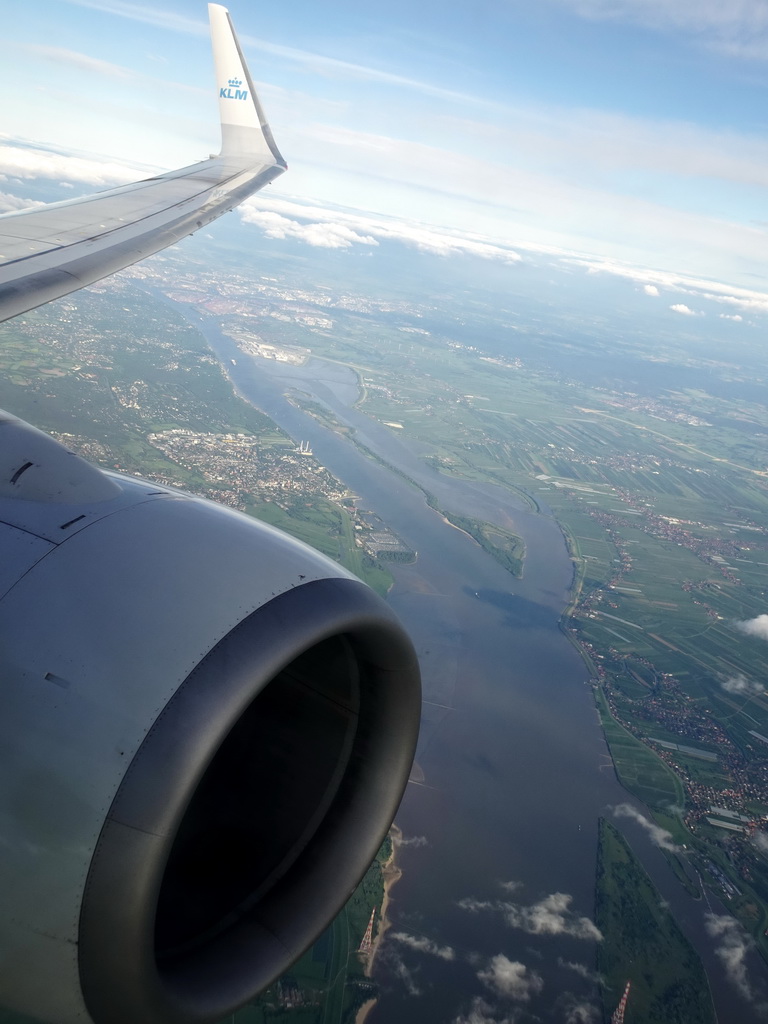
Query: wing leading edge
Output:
[[0, 4, 286, 324]]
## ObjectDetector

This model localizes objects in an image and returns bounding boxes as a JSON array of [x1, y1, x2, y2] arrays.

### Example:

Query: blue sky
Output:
[[2, 0, 768, 302]]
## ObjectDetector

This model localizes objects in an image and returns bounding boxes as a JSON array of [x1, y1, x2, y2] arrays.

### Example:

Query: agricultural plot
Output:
[[596, 691, 684, 809]]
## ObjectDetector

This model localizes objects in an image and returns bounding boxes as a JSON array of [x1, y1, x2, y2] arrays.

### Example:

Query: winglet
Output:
[[208, 3, 287, 167]]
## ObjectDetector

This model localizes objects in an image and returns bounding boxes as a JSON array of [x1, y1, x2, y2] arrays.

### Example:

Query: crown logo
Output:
[[228, 78, 242, 88]]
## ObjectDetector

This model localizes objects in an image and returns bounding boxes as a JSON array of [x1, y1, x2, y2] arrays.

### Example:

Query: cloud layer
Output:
[[0, 142, 147, 188], [240, 195, 523, 262]]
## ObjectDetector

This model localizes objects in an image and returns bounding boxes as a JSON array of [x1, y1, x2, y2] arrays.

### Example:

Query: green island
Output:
[[596, 819, 716, 1023], [432, 507, 525, 578]]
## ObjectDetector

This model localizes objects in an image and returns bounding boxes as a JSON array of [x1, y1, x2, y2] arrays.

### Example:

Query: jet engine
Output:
[[0, 413, 420, 1024]]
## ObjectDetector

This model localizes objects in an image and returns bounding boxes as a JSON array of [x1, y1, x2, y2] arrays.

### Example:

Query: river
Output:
[[195, 316, 768, 1023]]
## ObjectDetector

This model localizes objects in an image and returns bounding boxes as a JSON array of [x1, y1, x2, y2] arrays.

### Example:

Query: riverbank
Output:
[[356, 825, 403, 1024]]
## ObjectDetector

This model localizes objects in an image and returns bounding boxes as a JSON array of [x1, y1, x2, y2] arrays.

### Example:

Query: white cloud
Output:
[[389, 932, 456, 960], [753, 831, 768, 855], [721, 673, 763, 695], [670, 303, 700, 316], [612, 803, 682, 852], [394, 833, 429, 848], [0, 143, 144, 187], [567, 256, 768, 315], [735, 614, 768, 641], [719, 313, 743, 321], [477, 955, 543, 1001], [0, 191, 45, 213], [643, 284, 660, 296], [241, 195, 523, 262], [705, 913, 754, 1001], [240, 208, 378, 249], [459, 890, 601, 941], [503, 892, 602, 940]]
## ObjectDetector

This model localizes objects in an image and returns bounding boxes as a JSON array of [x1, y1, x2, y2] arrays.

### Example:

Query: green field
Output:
[[595, 690, 685, 810]]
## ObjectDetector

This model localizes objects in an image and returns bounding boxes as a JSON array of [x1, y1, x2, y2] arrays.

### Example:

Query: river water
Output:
[[195, 317, 768, 1023]]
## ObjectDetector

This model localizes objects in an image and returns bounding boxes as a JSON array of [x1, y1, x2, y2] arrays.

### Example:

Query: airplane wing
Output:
[[0, 3, 286, 324]]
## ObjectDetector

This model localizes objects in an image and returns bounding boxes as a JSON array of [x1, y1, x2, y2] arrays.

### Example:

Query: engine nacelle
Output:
[[0, 414, 420, 1024]]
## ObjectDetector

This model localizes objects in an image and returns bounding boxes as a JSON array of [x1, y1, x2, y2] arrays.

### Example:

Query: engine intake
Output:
[[0, 417, 420, 1024]]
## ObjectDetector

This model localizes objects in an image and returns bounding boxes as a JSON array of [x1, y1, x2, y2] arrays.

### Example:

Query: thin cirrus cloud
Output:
[[23, 44, 137, 80], [58, 0, 485, 104], [20, 43, 207, 98], [552, 0, 768, 51]]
